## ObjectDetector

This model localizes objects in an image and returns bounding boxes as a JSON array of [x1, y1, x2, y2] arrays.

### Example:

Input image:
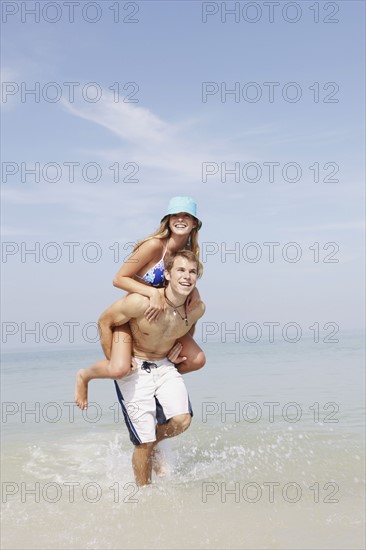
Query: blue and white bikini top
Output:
[[135, 241, 168, 288]]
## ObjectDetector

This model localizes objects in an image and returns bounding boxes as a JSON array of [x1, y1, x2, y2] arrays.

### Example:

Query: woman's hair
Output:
[[132, 215, 203, 273]]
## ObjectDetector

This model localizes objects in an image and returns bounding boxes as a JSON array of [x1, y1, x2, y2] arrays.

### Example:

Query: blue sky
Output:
[[1, 1, 365, 348]]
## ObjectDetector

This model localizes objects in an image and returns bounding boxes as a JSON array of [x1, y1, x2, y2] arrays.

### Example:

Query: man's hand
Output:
[[167, 342, 187, 365]]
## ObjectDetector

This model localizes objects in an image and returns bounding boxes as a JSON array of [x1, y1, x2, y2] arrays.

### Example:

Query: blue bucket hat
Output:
[[162, 196, 202, 229]]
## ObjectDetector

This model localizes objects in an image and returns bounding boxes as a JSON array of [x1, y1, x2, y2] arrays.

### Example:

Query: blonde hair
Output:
[[132, 215, 203, 274]]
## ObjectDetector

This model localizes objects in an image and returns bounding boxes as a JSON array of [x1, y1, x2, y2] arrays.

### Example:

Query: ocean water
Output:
[[1, 332, 365, 549]]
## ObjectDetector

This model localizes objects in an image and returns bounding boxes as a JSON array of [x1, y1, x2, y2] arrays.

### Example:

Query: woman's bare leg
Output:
[[75, 324, 132, 409], [168, 332, 206, 374]]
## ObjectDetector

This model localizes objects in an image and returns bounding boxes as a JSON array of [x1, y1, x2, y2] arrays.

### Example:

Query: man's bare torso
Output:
[[130, 302, 204, 360]]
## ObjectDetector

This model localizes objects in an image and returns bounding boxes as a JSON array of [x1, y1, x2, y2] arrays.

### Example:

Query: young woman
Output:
[[75, 196, 205, 410]]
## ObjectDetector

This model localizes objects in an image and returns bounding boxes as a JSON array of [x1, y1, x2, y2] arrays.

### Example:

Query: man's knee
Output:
[[171, 413, 191, 433]]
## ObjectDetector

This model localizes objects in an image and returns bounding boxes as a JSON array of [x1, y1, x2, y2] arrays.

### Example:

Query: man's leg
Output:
[[155, 413, 191, 442], [119, 360, 192, 485], [132, 420, 190, 484], [132, 442, 155, 486], [114, 359, 158, 486], [132, 413, 191, 485], [154, 361, 193, 446], [150, 413, 191, 476]]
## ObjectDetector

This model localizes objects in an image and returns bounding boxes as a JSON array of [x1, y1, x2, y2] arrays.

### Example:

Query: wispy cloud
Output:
[[60, 90, 264, 181], [3, 86, 363, 241], [61, 96, 170, 146]]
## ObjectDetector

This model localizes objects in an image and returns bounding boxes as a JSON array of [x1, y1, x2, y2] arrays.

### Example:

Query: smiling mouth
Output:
[[174, 224, 187, 229], [179, 281, 191, 287]]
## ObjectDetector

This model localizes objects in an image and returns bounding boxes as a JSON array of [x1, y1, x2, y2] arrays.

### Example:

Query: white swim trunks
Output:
[[114, 357, 193, 445]]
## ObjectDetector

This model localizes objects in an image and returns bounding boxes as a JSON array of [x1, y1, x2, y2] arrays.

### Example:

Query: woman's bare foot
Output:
[[74, 369, 89, 410]]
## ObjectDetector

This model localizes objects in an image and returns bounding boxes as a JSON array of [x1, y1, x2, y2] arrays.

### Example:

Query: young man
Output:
[[98, 250, 205, 485]]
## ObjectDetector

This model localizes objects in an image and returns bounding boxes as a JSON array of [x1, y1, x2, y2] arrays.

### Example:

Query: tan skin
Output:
[[102, 257, 206, 486], [74, 212, 205, 409], [113, 213, 200, 320], [101, 267, 205, 364]]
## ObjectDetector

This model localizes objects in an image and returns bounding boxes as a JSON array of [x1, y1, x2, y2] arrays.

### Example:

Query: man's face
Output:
[[165, 257, 198, 297]]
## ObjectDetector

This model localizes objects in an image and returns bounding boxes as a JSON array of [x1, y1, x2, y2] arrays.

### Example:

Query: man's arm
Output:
[[98, 294, 148, 359]]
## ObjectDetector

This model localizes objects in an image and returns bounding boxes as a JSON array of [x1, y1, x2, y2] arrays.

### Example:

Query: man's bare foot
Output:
[[75, 369, 89, 410], [151, 443, 171, 478]]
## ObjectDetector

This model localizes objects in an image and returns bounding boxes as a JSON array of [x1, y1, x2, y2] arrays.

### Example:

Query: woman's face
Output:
[[169, 212, 197, 237]]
